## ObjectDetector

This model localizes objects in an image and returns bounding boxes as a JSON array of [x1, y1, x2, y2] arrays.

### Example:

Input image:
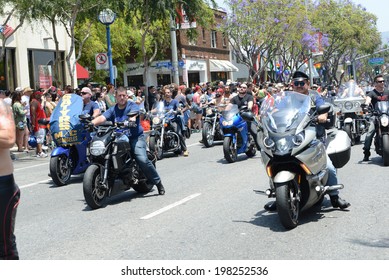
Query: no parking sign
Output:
[[95, 53, 109, 70]]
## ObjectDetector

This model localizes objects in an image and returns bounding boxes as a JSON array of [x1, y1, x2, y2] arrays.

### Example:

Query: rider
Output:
[[362, 75, 389, 161], [91, 86, 165, 195], [156, 85, 189, 156], [228, 83, 261, 150], [80, 87, 101, 117], [264, 71, 350, 211], [341, 79, 366, 99]]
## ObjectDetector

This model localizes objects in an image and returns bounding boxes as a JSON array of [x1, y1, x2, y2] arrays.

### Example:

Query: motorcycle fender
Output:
[[344, 117, 353, 124], [273, 171, 296, 184], [51, 146, 70, 157]]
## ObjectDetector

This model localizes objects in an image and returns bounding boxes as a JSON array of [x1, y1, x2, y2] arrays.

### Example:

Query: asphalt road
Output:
[[12, 132, 389, 260]]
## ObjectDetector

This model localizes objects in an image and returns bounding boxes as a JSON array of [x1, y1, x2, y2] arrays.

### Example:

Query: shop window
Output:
[[157, 74, 171, 86], [0, 48, 16, 90], [211, 30, 217, 48]]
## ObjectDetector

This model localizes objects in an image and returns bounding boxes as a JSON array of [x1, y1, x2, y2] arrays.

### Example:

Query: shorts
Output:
[[34, 128, 45, 144]]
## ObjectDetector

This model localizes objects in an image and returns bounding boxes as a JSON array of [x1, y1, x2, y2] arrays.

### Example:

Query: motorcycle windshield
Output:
[[337, 81, 364, 99], [260, 91, 311, 133], [375, 101, 389, 114], [221, 104, 240, 121]]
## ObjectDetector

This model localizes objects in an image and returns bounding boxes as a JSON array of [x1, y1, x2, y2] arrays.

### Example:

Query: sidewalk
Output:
[[10, 145, 36, 160]]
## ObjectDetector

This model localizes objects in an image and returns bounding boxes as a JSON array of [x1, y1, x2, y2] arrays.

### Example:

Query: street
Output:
[[13, 132, 389, 260]]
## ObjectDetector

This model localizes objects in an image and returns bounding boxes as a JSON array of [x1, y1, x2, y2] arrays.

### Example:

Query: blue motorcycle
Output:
[[219, 104, 256, 163], [49, 94, 90, 186]]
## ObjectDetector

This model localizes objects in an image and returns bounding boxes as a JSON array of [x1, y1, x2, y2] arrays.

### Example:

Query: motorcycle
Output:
[[201, 105, 223, 147], [363, 100, 389, 166], [333, 81, 369, 145], [219, 104, 256, 163], [148, 102, 184, 160], [48, 94, 90, 186], [80, 113, 155, 209], [255, 91, 350, 229]]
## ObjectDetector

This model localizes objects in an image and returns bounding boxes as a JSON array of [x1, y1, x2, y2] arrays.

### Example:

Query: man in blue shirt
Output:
[[91, 86, 165, 195]]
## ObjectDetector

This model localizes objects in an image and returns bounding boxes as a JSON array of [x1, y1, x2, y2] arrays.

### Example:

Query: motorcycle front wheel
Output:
[[149, 135, 163, 160], [49, 155, 72, 186], [223, 136, 237, 163], [275, 182, 300, 230], [382, 134, 389, 166], [344, 123, 355, 146], [202, 122, 214, 147], [83, 164, 107, 209]]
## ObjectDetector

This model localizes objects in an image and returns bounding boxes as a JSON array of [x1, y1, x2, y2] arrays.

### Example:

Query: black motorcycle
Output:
[[148, 102, 184, 160], [364, 101, 389, 166], [80, 114, 155, 209], [201, 105, 223, 147]]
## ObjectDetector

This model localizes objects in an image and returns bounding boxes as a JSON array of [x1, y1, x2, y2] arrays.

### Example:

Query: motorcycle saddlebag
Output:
[[326, 130, 351, 168]]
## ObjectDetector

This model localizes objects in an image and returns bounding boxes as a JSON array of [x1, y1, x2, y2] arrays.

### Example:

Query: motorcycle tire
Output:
[[49, 155, 72, 186], [202, 122, 214, 148], [83, 164, 107, 210], [344, 124, 355, 146], [275, 182, 300, 230], [223, 136, 237, 163], [245, 143, 257, 158], [149, 135, 163, 160], [382, 134, 389, 166]]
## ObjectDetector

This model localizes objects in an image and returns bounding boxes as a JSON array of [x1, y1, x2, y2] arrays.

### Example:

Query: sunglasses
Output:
[[81, 92, 89, 95], [293, 81, 306, 87], [376, 80, 385, 83]]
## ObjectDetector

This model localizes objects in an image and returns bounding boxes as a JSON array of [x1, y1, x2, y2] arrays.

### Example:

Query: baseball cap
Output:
[[81, 87, 92, 94]]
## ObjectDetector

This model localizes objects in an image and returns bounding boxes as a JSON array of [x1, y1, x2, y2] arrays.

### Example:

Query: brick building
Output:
[[123, 8, 237, 88]]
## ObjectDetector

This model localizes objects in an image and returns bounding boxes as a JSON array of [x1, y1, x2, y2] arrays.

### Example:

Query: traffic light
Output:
[[374, 66, 380, 75]]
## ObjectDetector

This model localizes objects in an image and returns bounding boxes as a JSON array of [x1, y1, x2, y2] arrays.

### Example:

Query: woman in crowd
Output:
[[11, 91, 28, 152]]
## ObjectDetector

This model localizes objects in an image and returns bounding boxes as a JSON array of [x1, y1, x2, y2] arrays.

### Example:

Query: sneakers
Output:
[[183, 150, 189, 157], [42, 145, 49, 151], [36, 152, 48, 158]]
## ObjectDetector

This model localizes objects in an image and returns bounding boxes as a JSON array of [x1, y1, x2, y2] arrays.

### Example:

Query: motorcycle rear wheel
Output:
[[382, 134, 389, 166], [49, 155, 72, 186], [202, 122, 214, 147], [275, 182, 300, 230], [149, 135, 163, 160], [83, 164, 107, 209], [223, 136, 237, 163]]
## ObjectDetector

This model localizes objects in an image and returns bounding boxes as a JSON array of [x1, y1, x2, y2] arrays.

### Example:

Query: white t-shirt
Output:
[[21, 95, 30, 118]]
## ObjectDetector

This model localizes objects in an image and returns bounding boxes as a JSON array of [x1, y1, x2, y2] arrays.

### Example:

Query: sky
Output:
[[215, 0, 389, 33]]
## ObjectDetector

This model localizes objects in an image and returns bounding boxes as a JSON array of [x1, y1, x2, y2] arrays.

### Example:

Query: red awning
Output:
[[76, 62, 89, 79]]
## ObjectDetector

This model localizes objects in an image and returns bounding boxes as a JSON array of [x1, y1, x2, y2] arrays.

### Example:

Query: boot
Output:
[[156, 181, 165, 195], [363, 149, 370, 161], [330, 195, 350, 209], [264, 201, 277, 211]]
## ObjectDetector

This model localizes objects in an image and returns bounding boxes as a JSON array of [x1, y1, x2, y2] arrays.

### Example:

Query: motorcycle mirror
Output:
[[241, 111, 254, 122], [317, 104, 330, 115]]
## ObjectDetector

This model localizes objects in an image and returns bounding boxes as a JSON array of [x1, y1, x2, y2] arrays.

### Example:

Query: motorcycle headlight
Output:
[[293, 132, 304, 146], [344, 101, 353, 110], [380, 115, 389, 127], [152, 117, 161, 125], [276, 138, 291, 154], [263, 137, 275, 149], [90, 140, 106, 156], [222, 120, 233, 126]]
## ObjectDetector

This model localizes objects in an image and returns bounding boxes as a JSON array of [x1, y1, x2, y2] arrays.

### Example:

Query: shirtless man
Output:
[[0, 99, 20, 259]]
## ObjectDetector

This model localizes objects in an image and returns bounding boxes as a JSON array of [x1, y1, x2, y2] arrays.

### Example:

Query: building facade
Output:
[[0, 14, 75, 91], [123, 9, 237, 88]]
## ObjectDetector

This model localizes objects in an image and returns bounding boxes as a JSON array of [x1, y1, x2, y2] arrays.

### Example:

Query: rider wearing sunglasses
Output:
[[264, 71, 350, 211]]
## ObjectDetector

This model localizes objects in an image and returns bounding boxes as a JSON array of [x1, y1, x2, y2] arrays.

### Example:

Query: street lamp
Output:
[[98, 9, 116, 85]]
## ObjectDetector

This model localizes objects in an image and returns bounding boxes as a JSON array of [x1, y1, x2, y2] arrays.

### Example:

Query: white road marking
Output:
[[14, 162, 48, 172], [140, 193, 201, 220], [19, 179, 51, 189]]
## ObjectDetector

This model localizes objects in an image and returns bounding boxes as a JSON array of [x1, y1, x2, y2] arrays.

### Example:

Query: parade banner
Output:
[[50, 94, 84, 146]]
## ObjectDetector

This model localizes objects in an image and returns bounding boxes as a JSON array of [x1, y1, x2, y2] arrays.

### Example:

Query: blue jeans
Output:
[[129, 135, 161, 185], [363, 118, 375, 151], [326, 154, 338, 196]]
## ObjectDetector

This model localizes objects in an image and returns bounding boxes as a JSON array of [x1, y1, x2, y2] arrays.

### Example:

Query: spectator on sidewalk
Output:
[[11, 91, 28, 152]]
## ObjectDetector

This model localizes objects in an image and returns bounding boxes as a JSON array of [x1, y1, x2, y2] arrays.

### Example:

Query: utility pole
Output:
[[170, 14, 180, 84]]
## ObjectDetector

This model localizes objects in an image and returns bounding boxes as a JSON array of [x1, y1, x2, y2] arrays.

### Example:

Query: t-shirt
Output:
[[82, 101, 100, 116], [230, 93, 254, 109], [367, 89, 389, 108], [103, 101, 142, 139]]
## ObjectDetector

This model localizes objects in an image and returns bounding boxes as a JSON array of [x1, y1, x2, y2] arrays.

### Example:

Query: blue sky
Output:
[[215, 0, 389, 33]]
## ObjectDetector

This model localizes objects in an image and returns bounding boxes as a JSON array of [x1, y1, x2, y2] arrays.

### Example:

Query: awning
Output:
[[76, 62, 89, 79], [209, 59, 239, 72]]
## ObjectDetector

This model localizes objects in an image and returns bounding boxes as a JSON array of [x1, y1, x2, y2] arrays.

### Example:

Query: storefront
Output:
[[185, 59, 207, 87], [209, 59, 238, 83]]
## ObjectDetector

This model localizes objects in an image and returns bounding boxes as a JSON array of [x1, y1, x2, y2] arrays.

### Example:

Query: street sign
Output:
[[95, 53, 109, 70], [368, 57, 384, 66]]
